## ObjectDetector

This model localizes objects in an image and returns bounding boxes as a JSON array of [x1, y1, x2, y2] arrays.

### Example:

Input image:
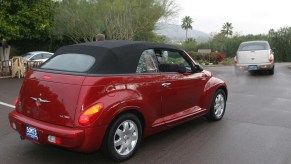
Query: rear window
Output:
[[42, 53, 53, 58], [40, 53, 95, 72], [22, 53, 34, 60], [238, 42, 270, 51]]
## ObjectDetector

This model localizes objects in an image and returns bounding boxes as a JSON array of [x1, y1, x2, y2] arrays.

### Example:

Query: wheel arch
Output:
[[100, 108, 145, 161], [106, 109, 146, 135], [217, 85, 228, 100]]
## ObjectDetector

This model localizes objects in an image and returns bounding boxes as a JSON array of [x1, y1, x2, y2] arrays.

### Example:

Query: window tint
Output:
[[157, 50, 191, 72], [41, 53, 95, 72], [42, 53, 53, 59], [22, 53, 34, 60], [239, 42, 270, 51], [31, 54, 42, 60], [136, 49, 158, 73]]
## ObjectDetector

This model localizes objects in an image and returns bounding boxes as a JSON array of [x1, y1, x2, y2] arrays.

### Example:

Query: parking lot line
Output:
[[0, 101, 15, 109]]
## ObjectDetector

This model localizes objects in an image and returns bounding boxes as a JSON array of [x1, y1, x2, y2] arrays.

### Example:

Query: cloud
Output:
[[175, 0, 291, 34]]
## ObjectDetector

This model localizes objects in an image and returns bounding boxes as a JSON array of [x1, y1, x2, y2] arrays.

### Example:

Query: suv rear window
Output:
[[40, 53, 95, 73], [238, 42, 270, 51]]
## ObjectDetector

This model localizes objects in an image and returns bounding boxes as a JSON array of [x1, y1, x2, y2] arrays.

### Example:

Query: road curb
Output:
[[0, 76, 12, 79]]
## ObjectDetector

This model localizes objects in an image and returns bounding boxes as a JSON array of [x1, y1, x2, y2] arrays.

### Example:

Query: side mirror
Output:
[[194, 64, 203, 72]]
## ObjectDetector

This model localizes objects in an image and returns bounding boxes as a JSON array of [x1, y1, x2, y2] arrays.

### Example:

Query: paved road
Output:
[[0, 63, 291, 164]]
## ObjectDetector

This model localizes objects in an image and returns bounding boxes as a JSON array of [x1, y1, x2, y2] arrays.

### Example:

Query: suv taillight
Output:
[[78, 103, 103, 125], [269, 55, 273, 63], [234, 56, 237, 64]]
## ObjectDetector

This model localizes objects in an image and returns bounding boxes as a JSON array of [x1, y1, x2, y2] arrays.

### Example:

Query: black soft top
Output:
[[54, 40, 182, 74]]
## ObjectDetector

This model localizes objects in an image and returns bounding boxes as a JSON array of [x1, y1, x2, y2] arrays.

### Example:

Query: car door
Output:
[[158, 50, 208, 125], [127, 49, 164, 128]]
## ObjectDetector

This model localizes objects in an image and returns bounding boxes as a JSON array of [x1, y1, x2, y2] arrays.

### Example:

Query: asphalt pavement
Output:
[[0, 63, 291, 164]]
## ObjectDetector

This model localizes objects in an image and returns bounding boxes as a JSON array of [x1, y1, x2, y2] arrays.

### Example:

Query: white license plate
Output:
[[26, 126, 38, 140], [248, 65, 258, 70]]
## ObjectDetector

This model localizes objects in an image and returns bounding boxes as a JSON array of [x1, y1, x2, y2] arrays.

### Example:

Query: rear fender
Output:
[[75, 88, 159, 131], [99, 89, 160, 127]]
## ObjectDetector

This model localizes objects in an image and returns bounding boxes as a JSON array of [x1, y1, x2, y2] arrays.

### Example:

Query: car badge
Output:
[[30, 97, 50, 106]]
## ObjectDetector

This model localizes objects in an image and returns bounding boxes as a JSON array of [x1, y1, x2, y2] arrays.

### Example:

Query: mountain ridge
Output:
[[155, 22, 210, 43]]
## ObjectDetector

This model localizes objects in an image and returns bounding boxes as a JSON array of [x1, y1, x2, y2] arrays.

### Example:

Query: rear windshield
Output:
[[40, 53, 95, 73], [238, 42, 270, 51], [22, 53, 34, 60]]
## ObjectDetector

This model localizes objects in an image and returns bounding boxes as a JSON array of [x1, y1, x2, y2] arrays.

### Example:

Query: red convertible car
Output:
[[9, 41, 227, 161]]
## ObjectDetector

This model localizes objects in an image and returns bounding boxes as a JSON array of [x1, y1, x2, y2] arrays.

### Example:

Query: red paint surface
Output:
[[9, 69, 227, 152]]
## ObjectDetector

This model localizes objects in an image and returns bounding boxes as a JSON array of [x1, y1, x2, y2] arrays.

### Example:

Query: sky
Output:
[[173, 0, 291, 35]]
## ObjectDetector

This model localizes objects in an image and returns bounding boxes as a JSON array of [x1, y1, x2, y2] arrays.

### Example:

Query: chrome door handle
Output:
[[162, 83, 171, 88]]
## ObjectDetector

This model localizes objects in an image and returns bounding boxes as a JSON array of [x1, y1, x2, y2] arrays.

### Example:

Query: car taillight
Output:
[[78, 103, 103, 125], [48, 135, 61, 145], [14, 97, 19, 106], [234, 56, 237, 64], [269, 55, 273, 62]]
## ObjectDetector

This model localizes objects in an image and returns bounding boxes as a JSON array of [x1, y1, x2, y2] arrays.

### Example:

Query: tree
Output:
[[181, 16, 193, 40], [0, 0, 55, 41], [53, 0, 177, 43], [221, 22, 233, 38], [53, 0, 104, 43], [270, 27, 291, 62], [199, 33, 269, 58], [180, 37, 197, 52], [99, 0, 177, 40]]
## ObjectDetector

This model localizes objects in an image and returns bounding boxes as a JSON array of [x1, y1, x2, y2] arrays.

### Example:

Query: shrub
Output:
[[221, 57, 234, 65], [188, 51, 226, 64], [188, 51, 203, 60]]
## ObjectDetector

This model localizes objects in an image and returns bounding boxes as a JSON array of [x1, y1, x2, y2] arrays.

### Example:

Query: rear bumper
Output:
[[235, 63, 274, 71], [8, 110, 107, 152]]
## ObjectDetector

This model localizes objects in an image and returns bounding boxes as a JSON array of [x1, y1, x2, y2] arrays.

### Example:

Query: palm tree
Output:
[[221, 22, 233, 38], [181, 16, 193, 40]]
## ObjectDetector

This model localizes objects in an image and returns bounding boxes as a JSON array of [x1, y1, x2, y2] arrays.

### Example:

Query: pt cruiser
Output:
[[234, 40, 275, 75], [9, 41, 227, 161]]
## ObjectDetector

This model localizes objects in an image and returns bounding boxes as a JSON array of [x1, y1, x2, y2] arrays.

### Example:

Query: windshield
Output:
[[238, 42, 270, 51]]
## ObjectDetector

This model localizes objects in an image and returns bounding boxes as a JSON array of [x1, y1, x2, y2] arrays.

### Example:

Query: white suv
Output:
[[234, 41, 274, 75]]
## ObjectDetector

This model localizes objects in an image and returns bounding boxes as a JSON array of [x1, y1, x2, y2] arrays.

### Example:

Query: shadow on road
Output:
[[248, 70, 273, 76]]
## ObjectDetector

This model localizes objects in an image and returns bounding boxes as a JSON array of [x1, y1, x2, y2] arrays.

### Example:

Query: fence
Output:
[[0, 60, 11, 77], [0, 60, 43, 78]]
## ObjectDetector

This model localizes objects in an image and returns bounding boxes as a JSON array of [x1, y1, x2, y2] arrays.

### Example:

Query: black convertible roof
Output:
[[78, 40, 181, 49], [54, 40, 182, 74]]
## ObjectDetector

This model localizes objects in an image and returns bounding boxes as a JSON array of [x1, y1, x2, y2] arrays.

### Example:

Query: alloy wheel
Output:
[[214, 93, 225, 118], [113, 120, 138, 156]]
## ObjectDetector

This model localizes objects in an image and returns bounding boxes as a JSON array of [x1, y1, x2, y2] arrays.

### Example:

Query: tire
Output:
[[101, 113, 142, 162], [269, 66, 274, 75], [207, 89, 226, 121]]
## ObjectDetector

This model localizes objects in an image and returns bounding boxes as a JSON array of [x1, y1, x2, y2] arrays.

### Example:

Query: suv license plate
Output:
[[26, 126, 38, 140], [248, 65, 258, 70]]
